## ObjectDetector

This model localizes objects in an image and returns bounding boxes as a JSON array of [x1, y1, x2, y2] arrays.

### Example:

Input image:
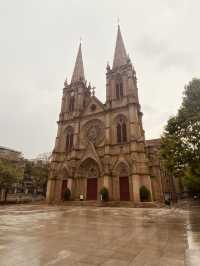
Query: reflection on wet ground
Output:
[[0, 201, 199, 265], [185, 201, 200, 265]]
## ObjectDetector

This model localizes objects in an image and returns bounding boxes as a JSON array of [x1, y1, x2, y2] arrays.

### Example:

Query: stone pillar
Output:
[[103, 175, 109, 189], [105, 112, 110, 155], [132, 175, 141, 202], [68, 178, 73, 191], [112, 176, 119, 201], [1, 189, 5, 202], [73, 120, 77, 144], [141, 175, 153, 201], [46, 179, 56, 203], [72, 178, 78, 199], [129, 175, 134, 201], [54, 179, 62, 202]]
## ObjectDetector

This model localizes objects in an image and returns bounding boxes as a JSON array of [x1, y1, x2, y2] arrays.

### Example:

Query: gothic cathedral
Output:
[[46, 26, 155, 203]]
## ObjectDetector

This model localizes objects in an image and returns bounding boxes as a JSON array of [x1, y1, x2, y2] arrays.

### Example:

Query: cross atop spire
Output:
[[71, 42, 85, 84], [112, 25, 128, 69]]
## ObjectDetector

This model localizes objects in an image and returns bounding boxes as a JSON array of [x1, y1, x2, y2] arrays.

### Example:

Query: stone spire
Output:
[[112, 25, 128, 69], [71, 43, 85, 83]]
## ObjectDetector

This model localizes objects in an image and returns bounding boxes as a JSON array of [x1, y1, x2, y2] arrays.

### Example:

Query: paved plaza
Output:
[[0, 202, 200, 266]]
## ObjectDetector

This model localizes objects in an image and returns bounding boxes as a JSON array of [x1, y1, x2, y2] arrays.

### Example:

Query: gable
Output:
[[82, 96, 105, 117]]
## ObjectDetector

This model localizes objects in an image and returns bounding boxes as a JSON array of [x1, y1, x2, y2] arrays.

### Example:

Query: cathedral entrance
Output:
[[78, 158, 100, 201], [87, 178, 97, 200], [119, 176, 130, 201], [61, 180, 68, 200]]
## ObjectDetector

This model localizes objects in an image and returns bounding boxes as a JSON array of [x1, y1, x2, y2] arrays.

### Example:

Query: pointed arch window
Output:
[[116, 116, 127, 143], [69, 91, 75, 112], [116, 76, 123, 99], [66, 127, 74, 152]]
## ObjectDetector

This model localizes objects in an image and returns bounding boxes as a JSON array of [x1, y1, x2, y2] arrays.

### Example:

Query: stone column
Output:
[[141, 175, 153, 201], [112, 176, 119, 201], [132, 174, 141, 202], [73, 122, 79, 150], [68, 178, 73, 191], [105, 112, 111, 155], [1, 189, 5, 202], [128, 105, 141, 142], [103, 175, 109, 189], [54, 179, 62, 202], [46, 179, 56, 203]]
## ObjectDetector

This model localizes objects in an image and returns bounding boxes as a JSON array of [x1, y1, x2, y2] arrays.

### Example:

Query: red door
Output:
[[120, 176, 130, 201], [62, 180, 68, 200], [87, 178, 97, 200]]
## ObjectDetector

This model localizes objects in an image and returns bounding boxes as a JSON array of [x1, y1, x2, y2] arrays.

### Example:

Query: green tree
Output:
[[24, 160, 49, 195], [0, 159, 23, 201], [161, 78, 200, 192], [140, 186, 150, 201], [32, 164, 49, 194]]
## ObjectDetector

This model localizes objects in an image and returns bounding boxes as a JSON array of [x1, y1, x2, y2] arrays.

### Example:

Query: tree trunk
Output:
[[0, 189, 4, 202], [4, 189, 8, 202]]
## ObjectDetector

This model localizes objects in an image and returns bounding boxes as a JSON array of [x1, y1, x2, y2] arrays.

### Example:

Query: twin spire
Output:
[[70, 25, 128, 84], [112, 25, 128, 69], [71, 43, 85, 84]]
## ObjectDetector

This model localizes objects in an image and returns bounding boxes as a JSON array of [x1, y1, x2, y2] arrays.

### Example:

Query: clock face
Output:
[[83, 119, 105, 145]]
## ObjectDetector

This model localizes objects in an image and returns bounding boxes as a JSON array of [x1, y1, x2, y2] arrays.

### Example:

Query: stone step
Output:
[[60, 200, 164, 208]]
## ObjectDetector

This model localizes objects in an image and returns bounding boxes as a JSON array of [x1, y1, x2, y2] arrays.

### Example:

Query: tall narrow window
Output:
[[122, 122, 127, 142], [69, 91, 75, 112], [116, 76, 123, 99], [66, 127, 74, 152], [116, 116, 127, 143], [117, 123, 122, 143]]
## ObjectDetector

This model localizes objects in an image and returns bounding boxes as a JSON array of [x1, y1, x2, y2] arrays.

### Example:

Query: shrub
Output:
[[63, 188, 71, 201], [140, 186, 150, 202], [100, 186, 109, 201]]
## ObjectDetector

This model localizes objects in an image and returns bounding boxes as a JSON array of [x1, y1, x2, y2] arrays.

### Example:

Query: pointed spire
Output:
[[112, 25, 128, 69], [71, 42, 85, 83], [64, 76, 68, 87]]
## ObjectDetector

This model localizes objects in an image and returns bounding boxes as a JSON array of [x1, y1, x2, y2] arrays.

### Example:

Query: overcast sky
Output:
[[0, 0, 199, 158]]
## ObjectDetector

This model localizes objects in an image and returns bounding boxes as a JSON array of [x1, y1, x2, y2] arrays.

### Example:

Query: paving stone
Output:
[[0, 202, 199, 265]]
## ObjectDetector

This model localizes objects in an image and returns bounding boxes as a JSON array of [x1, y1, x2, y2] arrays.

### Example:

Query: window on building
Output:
[[117, 123, 122, 143], [122, 122, 127, 142], [116, 82, 123, 99], [69, 92, 75, 112], [66, 127, 74, 152], [116, 116, 127, 143], [116, 75, 123, 99]]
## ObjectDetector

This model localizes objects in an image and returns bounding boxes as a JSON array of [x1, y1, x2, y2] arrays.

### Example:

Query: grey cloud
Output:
[[0, 0, 200, 158], [136, 36, 168, 58], [136, 35, 199, 72], [159, 50, 199, 71], [142, 105, 158, 114]]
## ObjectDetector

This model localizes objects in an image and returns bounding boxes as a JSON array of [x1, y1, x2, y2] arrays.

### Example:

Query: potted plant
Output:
[[100, 186, 109, 201], [140, 185, 150, 202], [63, 188, 71, 201]]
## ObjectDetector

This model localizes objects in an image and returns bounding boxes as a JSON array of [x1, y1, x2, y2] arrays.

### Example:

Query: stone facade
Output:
[[0, 146, 23, 162], [46, 26, 155, 203], [146, 139, 180, 202]]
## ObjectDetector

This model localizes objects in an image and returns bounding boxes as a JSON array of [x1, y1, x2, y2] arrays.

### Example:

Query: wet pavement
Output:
[[0, 201, 199, 266]]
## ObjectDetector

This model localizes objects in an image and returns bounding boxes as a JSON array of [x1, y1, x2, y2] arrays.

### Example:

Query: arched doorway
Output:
[[116, 162, 130, 201], [119, 176, 130, 201], [59, 167, 71, 200], [87, 178, 98, 200], [61, 180, 68, 200], [79, 158, 100, 200]]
